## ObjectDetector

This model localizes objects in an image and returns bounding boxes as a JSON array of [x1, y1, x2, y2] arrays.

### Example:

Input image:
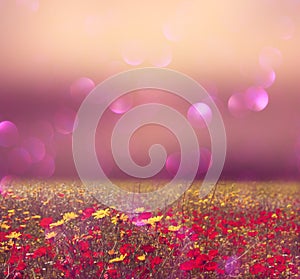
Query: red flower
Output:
[[40, 217, 53, 229], [274, 255, 285, 264], [82, 251, 93, 261], [120, 243, 135, 255], [78, 240, 89, 252], [33, 246, 47, 258], [195, 254, 209, 268], [187, 248, 200, 258], [8, 254, 20, 264], [96, 262, 104, 272], [180, 260, 196, 271], [81, 207, 95, 220], [150, 256, 163, 269], [16, 261, 26, 271], [141, 245, 155, 253], [250, 263, 266, 274], [276, 264, 286, 272], [208, 249, 219, 259], [208, 230, 218, 240], [206, 261, 218, 271], [248, 231, 258, 237], [192, 224, 204, 234]]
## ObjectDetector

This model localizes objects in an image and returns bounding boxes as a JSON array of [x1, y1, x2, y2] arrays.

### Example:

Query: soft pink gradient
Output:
[[0, 0, 299, 180]]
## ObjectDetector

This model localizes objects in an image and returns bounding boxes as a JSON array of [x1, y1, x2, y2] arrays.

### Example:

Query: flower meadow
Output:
[[0, 180, 299, 279]]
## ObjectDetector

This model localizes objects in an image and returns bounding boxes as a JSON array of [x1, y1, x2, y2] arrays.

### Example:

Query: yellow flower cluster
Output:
[[146, 215, 163, 226], [0, 223, 10, 230], [168, 225, 181, 232], [109, 253, 127, 263], [45, 231, 57, 239], [63, 212, 78, 222], [92, 208, 110, 219], [50, 219, 64, 228], [137, 254, 146, 261], [5, 231, 22, 239], [111, 213, 128, 225]]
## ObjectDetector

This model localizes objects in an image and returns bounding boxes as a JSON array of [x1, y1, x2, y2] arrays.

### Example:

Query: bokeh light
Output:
[[166, 147, 211, 177], [245, 86, 269, 112], [109, 95, 134, 114], [70, 77, 95, 104], [148, 44, 172, 67], [32, 154, 55, 178], [259, 47, 282, 69], [8, 147, 32, 175], [165, 152, 181, 176], [22, 137, 46, 163], [162, 19, 185, 42], [225, 256, 241, 276], [276, 16, 295, 40], [31, 120, 54, 143], [54, 107, 77, 135], [0, 121, 19, 147], [187, 103, 212, 128], [121, 40, 145, 66], [228, 93, 248, 118], [253, 66, 276, 88]]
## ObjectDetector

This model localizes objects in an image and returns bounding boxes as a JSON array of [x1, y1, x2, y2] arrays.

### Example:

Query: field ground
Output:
[[0, 180, 299, 278]]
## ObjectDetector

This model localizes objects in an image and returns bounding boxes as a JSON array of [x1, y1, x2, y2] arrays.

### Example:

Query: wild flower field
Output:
[[0, 180, 299, 279]]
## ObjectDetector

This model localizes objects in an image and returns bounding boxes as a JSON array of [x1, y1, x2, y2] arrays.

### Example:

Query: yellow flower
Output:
[[120, 213, 128, 222], [45, 231, 57, 239], [23, 211, 30, 215], [7, 209, 15, 214], [120, 230, 125, 238], [109, 253, 127, 263], [147, 215, 163, 226], [63, 212, 78, 222], [137, 254, 146, 261], [271, 213, 278, 219], [111, 213, 128, 225], [42, 199, 50, 206], [7, 239, 14, 247], [0, 223, 10, 230], [168, 225, 181, 232], [111, 216, 118, 225], [31, 215, 41, 219], [49, 219, 64, 228], [92, 208, 110, 219], [5, 231, 21, 239]]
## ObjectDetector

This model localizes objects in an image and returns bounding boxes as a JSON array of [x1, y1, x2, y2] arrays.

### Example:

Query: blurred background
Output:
[[0, 0, 300, 182]]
